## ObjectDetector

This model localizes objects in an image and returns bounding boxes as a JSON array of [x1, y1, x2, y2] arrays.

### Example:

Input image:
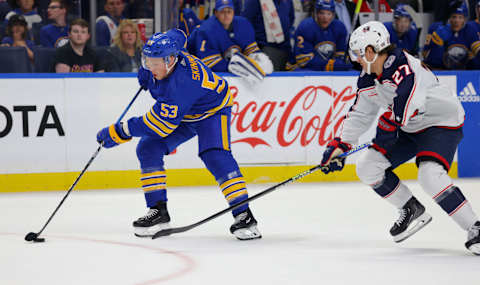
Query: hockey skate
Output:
[[465, 221, 480, 255], [230, 208, 262, 240], [390, 197, 432, 243], [133, 201, 171, 237]]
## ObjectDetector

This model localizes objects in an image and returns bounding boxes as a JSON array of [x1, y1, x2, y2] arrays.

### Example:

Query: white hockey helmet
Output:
[[348, 21, 390, 62]]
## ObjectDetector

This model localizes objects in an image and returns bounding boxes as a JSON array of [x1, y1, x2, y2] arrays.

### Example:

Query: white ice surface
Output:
[[1, 179, 480, 285]]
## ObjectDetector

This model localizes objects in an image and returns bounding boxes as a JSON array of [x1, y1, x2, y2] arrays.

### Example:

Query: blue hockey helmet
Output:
[[142, 32, 179, 59], [450, 1, 468, 17], [165, 28, 187, 51], [393, 4, 412, 20], [315, 0, 335, 12]]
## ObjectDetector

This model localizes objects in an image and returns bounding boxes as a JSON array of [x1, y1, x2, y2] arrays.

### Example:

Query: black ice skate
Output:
[[465, 221, 480, 255], [230, 208, 262, 240], [390, 197, 432, 243], [133, 201, 171, 237]]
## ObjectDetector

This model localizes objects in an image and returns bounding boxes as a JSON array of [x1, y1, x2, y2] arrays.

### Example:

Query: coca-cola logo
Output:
[[230, 85, 356, 148]]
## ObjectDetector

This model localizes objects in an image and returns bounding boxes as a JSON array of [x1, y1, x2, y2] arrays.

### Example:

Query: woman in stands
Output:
[[110, 19, 142, 72], [1, 14, 34, 61], [5, 0, 42, 30]]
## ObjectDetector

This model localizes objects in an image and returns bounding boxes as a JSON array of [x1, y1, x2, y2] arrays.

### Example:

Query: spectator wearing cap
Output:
[[54, 18, 105, 72], [5, 0, 42, 30], [39, 0, 68, 48], [423, 1, 480, 69], [178, 0, 202, 37], [242, 0, 295, 71], [188, 0, 272, 72], [1, 14, 34, 61], [95, 0, 125, 46], [383, 4, 418, 56], [289, 0, 351, 71]]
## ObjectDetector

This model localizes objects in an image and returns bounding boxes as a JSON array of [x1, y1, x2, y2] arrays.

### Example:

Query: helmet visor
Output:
[[141, 54, 165, 71]]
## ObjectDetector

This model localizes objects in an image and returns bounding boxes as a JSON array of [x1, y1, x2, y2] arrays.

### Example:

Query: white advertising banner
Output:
[[0, 74, 457, 175]]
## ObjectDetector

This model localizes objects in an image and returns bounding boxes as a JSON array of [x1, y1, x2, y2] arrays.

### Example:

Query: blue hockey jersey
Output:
[[292, 17, 351, 71], [187, 15, 260, 71], [127, 51, 232, 138], [384, 21, 418, 55], [178, 8, 202, 37], [423, 22, 480, 69], [39, 24, 69, 48]]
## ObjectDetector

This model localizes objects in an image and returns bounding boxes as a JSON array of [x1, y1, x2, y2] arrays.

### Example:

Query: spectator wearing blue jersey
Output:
[[1, 14, 34, 61], [290, 0, 351, 71], [5, 0, 42, 30], [423, 1, 480, 69], [242, 0, 295, 71], [384, 4, 418, 56], [178, 0, 202, 36], [39, 0, 68, 48], [95, 0, 125, 46]]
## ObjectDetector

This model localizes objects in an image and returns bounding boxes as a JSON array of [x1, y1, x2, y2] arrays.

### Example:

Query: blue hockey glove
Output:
[[372, 111, 399, 154], [137, 67, 154, 90], [320, 137, 352, 174], [96, 122, 132, 148]]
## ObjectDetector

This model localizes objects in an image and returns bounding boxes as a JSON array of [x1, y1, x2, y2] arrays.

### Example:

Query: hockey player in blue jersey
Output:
[[383, 4, 418, 56], [178, 0, 202, 37], [423, 2, 480, 70], [320, 21, 480, 254], [188, 0, 273, 84], [96, 30, 261, 240], [290, 0, 352, 71]]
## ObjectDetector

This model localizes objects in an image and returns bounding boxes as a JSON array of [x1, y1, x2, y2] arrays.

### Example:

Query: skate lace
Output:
[[395, 208, 408, 226], [140, 208, 159, 220]]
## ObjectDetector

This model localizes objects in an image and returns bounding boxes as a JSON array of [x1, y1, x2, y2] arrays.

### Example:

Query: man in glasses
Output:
[[39, 0, 69, 48]]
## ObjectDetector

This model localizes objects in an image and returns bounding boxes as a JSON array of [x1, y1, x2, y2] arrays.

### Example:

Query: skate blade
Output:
[[134, 223, 170, 238], [467, 243, 480, 255], [393, 212, 432, 243], [233, 225, 262, 241]]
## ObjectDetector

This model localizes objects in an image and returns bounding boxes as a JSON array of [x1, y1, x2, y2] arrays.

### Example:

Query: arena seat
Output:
[[33, 47, 56, 72], [0, 47, 33, 73]]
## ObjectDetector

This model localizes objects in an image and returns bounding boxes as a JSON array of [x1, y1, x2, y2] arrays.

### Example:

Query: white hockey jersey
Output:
[[341, 48, 465, 145]]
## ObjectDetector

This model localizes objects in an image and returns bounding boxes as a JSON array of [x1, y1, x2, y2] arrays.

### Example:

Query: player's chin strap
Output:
[[364, 53, 378, 74], [165, 56, 178, 75]]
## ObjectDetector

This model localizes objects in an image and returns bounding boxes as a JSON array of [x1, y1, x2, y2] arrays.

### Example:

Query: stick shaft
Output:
[[153, 143, 370, 238], [34, 87, 143, 237]]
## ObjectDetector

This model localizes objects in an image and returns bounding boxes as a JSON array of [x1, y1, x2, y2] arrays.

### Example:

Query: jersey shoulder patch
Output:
[[384, 55, 396, 69]]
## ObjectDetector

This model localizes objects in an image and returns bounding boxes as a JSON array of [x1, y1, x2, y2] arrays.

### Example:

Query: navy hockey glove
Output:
[[137, 67, 154, 90], [96, 122, 132, 148], [320, 137, 352, 174], [372, 111, 400, 154]]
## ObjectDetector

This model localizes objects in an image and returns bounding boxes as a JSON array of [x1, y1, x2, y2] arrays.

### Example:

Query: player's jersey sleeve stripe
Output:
[[471, 41, 480, 55], [182, 88, 233, 122], [143, 109, 177, 136], [295, 53, 314, 66], [142, 116, 169, 137], [243, 42, 260, 55], [431, 32, 444, 46]]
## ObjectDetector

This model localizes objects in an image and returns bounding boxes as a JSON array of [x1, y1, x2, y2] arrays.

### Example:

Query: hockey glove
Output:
[[96, 122, 132, 148], [372, 111, 400, 154], [320, 137, 352, 174], [137, 67, 154, 90]]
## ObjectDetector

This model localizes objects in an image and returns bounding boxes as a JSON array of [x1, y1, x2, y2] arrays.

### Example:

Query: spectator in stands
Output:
[[384, 4, 418, 56], [54, 18, 105, 72], [96, 0, 125, 46], [178, 0, 201, 37], [334, 0, 355, 34], [423, 2, 480, 69], [188, 0, 273, 83], [5, 0, 42, 29], [242, 0, 295, 71], [39, 0, 68, 48], [109, 19, 142, 72], [289, 0, 351, 71], [1, 14, 34, 61]]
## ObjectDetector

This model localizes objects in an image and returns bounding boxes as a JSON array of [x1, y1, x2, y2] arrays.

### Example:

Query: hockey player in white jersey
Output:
[[320, 21, 480, 254]]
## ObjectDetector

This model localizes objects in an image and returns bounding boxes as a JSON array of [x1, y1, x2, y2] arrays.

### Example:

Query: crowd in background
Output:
[[0, 0, 479, 73]]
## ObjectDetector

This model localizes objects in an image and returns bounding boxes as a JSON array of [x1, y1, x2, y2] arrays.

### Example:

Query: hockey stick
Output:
[[351, 0, 363, 30], [152, 142, 371, 239], [25, 87, 144, 243]]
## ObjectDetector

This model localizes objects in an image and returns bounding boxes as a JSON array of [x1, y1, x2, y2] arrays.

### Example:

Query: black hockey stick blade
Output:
[[151, 143, 371, 239]]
